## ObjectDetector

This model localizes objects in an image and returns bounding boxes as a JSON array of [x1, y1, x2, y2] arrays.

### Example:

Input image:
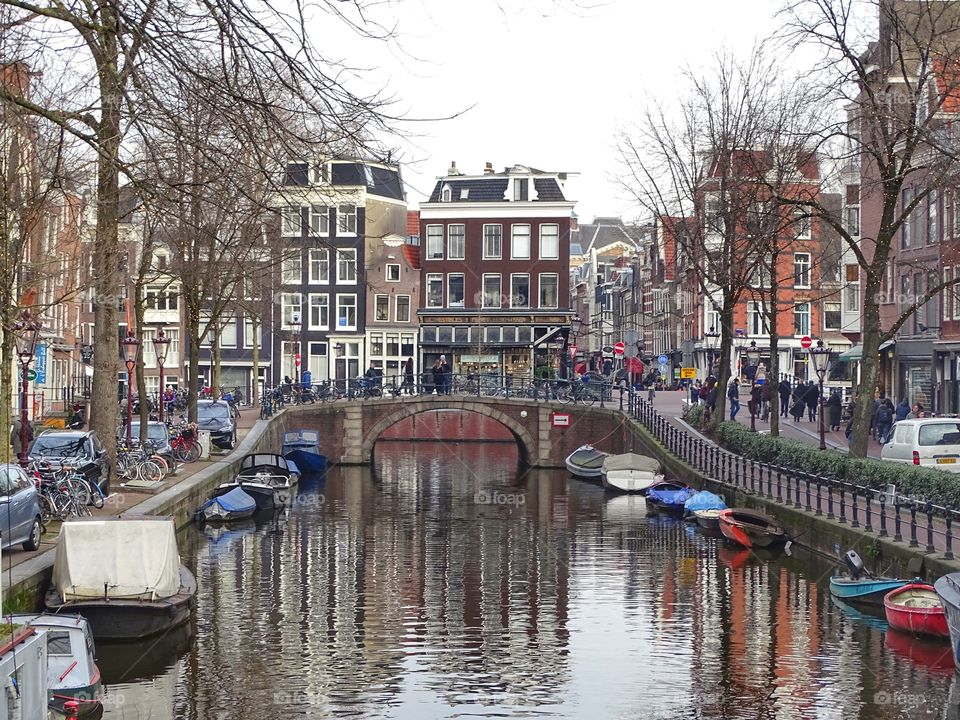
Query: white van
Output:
[[880, 418, 960, 473]]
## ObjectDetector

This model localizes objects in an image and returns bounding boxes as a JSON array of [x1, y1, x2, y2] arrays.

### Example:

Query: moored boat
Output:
[[44, 517, 197, 641], [197, 486, 256, 523], [717, 508, 788, 549], [600, 452, 662, 493], [565, 444, 609, 480], [884, 583, 950, 639], [693, 508, 725, 532], [685, 491, 727, 530], [935, 572, 960, 671], [645, 481, 695, 513], [7, 613, 103, 717], [282, 430, 327, 474], [829, 551, 909, 607], [213, 453, 299, 510]]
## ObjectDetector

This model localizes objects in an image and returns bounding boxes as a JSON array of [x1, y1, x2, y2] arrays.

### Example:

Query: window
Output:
[[165, 328, 180, 361], [284, 162, 308, 186], [824, 301, 841, 330], [337, 204, 356, 235], [511, 224, 531, 259], [244, 318, 260, 348], [337, 249, 357, 283], [308, 294, 329, 329], [539, 273, 559, 308], [441, 185, 451, 202], [955, 266, 960, 320], [847, 206, 860, 236], [364, 165, 375, 187], [387, 334, 400, 356], [929, 189, 940, 244], [448, 274, 465, 307], [902, 187, 914, 248], [539, 223, 559, 260], [946, 267, 954, 321], [309, 249, 329, 283], [370, 333, 384, 356], [401, 334, 415, 356], [426, 274, 443, 308], [513, 178, 529, 201], [511, 274, 530, 308], [426, 225, 443, 260], [483, 274, 502, 308], [793, 209, 811, 239], [281, 293, 302, 328], [794, 253, 811, 288], [845, 283, 860, 312], [748, 301, 767, 335], [144, 284, 178, 311], [396, 296, 411, 322], [310, 205, 329, 236], [219, 319, 237, 348], [448, 224, 465, 260], [386, 264, 401, 282], [282, 252, 301, 284], [336, 294, 356, 330], [311, 163, 329, 184], [793, 303, 811, 337], [281, 207, 301, 236], [901, 274, 912, 314], [484, 224, 502, 259], [375, 294, 389, 321]]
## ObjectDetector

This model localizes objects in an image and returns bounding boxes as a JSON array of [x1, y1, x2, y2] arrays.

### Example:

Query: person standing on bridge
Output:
[[403, 357, 415, 395]]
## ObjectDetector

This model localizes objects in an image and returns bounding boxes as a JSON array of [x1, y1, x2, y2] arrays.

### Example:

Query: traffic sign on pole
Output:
[[800, 336, 812, 349], [658, 354, 668, 365], [26, 369, 36, 382], [614, 341, 625, 356]]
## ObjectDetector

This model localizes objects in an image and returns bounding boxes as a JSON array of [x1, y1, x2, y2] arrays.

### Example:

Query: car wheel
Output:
[[23, 517, 42, 551]]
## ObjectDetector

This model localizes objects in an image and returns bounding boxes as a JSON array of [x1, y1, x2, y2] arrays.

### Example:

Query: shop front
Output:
[[896, 338, 934, 409]]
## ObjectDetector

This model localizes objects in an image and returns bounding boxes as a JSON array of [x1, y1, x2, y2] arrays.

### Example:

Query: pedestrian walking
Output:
[[875, 398, 894, 444], [691, 380, 701, 406], [727, 380, 740, 420], [895, 398, 910, 421], [403, 357, 415, 395], [647, 383, 656, 404], [804, 380, 818, 422], [778, 378, 791, 418], [827, 389, 842, 431]]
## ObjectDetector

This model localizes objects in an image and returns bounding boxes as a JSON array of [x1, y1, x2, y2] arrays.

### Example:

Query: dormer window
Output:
[[284, 162, 309, 187], [513, 178, 529, 201], [364, 165, 375, 188], [460, 188, 469, 200], [311, 163, 329, 184], [441, 185, 452, 202]]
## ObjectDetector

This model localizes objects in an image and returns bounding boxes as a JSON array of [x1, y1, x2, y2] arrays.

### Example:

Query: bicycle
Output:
[[170, 422, 202, 463], [557, 378, 598, 406], [260, 391, 273, 419]]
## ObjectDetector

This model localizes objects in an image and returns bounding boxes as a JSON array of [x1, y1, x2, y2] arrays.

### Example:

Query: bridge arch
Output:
[[361, 399, 535, 465]]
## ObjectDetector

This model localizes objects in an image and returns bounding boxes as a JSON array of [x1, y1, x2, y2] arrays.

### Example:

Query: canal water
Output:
[[98, 439, 959, 719]]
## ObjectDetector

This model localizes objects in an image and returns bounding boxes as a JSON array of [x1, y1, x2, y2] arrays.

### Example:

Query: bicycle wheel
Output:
[[151, 454, 170, 475], [580, 388, 597, 407], [137, 460, 163, 483], [72, 479, 92, 507], [260, 402, 269, 420], [556, 385, 574, 405]]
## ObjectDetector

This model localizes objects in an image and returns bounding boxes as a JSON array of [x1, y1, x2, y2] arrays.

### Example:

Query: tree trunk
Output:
[[849, 286, 883, 457], [708, 301, 736, 430], [767, 280, 780, 437], [251, 316, 260, 407], [187, 308, 200, 424], [0, 324, 15, 463]]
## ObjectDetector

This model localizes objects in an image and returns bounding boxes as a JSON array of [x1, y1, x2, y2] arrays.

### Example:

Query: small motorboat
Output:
[[884, 583, 950, 639], [829, 550, 909, 607], [601, 452, 662, 493], [197, 486, 257, 523], [7, 613, 102, 718], [213, 453, 299, 510], [717, 508, 788, 549], [44, 517, 197, 641], [565, 444, 609, 480], [684, 491, 727, 530], [645, 481, 695, 513], [936, 573, 960, 671], [282, 430, 327, 474]]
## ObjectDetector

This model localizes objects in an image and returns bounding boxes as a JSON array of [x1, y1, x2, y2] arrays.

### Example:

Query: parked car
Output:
[[125, 421, 176, 467], [29, 430, 110, 494], [0, 464, 42, 552], [196, 400, 236, 450], [880, 418, 960, 473]]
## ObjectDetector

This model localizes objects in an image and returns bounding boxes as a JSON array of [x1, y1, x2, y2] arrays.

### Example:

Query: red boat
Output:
[[717, 509, 787, 549], [883, 583, 950, 639]]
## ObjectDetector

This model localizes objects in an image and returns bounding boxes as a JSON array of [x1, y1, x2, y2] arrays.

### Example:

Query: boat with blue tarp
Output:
[[197, 486, 257, 522], [212, 453, 299, 510], [645, 481, 695, 513], [282, 430, 326, 473], [684, 491, 728, 531]]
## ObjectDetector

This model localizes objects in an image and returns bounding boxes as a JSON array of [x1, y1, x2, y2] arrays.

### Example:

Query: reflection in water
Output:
[[98, 441, 954, 719]]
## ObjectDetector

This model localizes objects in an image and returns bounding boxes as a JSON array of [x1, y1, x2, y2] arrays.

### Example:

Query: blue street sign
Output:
[[34, 343, 47, 385], [658, 354, 668, 365]]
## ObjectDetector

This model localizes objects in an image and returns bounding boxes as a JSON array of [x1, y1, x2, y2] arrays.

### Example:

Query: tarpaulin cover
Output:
[[684, 491, 728, 512], [53, 519, 181, 601], [205, 486, 256, 514], [602, 453, 661, 474]]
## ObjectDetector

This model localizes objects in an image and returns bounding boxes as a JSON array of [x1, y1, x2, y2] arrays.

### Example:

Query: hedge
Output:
[[711, 421, 960, 508]]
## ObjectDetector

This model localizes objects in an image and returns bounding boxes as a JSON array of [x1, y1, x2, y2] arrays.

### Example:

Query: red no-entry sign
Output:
[[800, 336, 812, 349], [614, 341, 625, 356]]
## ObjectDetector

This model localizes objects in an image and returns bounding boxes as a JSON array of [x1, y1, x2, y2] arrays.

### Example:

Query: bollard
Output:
[[850, 488, 860, 528], [926, 503, 935, 554], [864, 489, 873, 533], [946, 514, 955, 561], [909, 502, 919, 547], [894, 499, 903, 542]]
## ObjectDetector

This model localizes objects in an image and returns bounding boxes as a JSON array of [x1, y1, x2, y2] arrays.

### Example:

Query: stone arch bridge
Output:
[[276, 396, 632, 466]]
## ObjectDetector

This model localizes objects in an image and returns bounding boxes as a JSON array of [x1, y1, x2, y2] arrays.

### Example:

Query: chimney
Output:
[[484, 162, 494, 175], [447, 161, 459, 176]]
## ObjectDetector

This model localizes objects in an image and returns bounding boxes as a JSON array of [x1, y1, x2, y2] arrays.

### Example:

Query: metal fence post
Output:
[[926, 503, 935, 554]]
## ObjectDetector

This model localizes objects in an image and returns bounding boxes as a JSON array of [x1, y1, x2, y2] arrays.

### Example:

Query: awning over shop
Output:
[[836, 339, 893, 362]]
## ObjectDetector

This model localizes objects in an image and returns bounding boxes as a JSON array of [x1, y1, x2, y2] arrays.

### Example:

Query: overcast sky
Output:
[[332, 0, 789, 222]]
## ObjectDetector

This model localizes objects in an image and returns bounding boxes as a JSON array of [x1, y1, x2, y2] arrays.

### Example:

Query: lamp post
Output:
[[703, 325, 720, 424], [809, 339, 831, 450], [152, 328, 171, 424], [13, 311, 41, 467], [569, 315, 583, 378], [121, 329, 141, 447], [291, 311, 302, 392], [744, 339, 761, 432]]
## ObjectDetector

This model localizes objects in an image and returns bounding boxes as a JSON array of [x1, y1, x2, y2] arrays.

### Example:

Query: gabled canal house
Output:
[[272, 158, 407, 385], [417, 162, 576, 378]]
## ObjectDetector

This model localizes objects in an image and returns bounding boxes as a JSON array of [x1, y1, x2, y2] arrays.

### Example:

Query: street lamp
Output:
[[12, 310, 41, 467], [290, 311, 302, 391], [568, 316, 583, 378], [744, 339, 761, 432], [152, 327, 171, 424], [121, 329, 141, 448], [703, 325, 720, 423], [809, 338, 832, 450]]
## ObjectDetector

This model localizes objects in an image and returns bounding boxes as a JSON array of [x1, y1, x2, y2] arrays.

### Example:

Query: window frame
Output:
[[426, 273, 443, 308], [426, 224, 444, 260], [396, 295, 411, 323], [483, 224, 502, 259], [448, 223, 465, 260], [510, 273, 530, 308], [793, 252, 811, 289], [483, 274, 502, 309], [374, 294, 390, 322], [281, 207, 301, 236], [335, 293, 357, 331], [336, 248, 357, 284], [336, 204, 357, 235], [307, 293, 329, 330], [824, 301, 842, 331], [539, 273, 559, 309], [793, 302, 811, 337], [447, 273, 465, 308], [539, 223, 560, 260], [385, 263, 401, 282], [280, 292, 303, 329], [308, 248, 329, 284], [309, 205, 329, 236], [282, 252, 302, 284], [511, 223, 531, 260]]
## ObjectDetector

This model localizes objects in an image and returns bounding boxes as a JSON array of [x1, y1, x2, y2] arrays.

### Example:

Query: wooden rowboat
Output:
[[884, 583, 950, 639], [717, 508, 788, 549]]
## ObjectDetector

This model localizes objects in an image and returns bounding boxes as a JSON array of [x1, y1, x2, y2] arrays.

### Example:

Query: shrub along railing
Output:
[[626, 393, 960, 562]]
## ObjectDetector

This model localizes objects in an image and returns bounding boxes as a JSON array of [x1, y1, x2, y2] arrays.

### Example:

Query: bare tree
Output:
[[781, 0, 960, 456]]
